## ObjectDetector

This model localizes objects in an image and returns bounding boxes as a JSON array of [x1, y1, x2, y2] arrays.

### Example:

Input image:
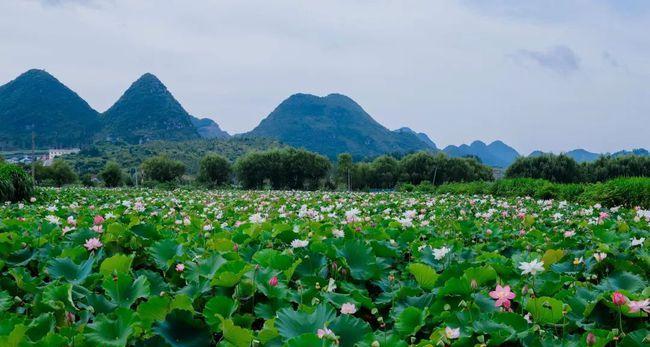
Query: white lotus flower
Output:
[[433, 246, 451, 260], [518, 259, 545, 275], [291, 239, 309, 248]]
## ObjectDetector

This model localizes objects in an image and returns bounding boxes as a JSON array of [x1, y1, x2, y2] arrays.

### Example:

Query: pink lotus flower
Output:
[[612, 291, 627, 306], [317, 327, 334, 339], [627, 299, 649, 313], [84, 237, 102, 251], [93, 215, 105, 225], [268, 276, 278, 287], [489, 284, 516, 307], [340, 302, 357, 314], [599, 212, 609, 220], [175, 263, 185, 272], [445, 326, 460, 339]]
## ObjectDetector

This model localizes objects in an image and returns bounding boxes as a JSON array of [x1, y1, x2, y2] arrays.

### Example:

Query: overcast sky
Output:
[[1, 0, 649, 154]]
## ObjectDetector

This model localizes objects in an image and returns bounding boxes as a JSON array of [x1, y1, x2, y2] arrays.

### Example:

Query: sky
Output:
[[1, 0, 649, 154]]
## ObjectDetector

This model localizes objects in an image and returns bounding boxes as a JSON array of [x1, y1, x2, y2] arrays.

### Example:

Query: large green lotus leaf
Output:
[[394, 306, 427, 337], [438, 277, 472, 297], [43, 283, 76, 311], [357, 332, 408, 347], [525, 297, 568, 324], [99, 254, 133, 277], [0, 290, 12, 312], [130, 223, 160, 241], [87, 293, 118, 314], [148, 239, 183, 271], [472, 319, 517, 345], [169, 294, 195, 313], [212, 261, 250, 287], [276, 304, 336, 340], [254, 268, 288, 299], [407, 263, 439, 290], [102, 273, 150, 308], [0, 323, 27, 347], [252, 249, 293, 271], [596, 272, 646, 293], [85, 308, 135, 347], [204, 295, 238, 332], [284, 333, 334, 347], [619, 329, 648, 347], [221, 319, 253, 347], [25, 312, 55, 342], [137, 296, 171, 329], [5, 247, 35, 266], [580, 329, 613, 347], [185, 254, 226, 282], [336, 239, 378, 280], [541, 249, 565, 269], [463, 265, 497, 286], [257, 319, 280, 344], [329, 314, 371, 347], [46, 256, 94, 284], [153, 309, 212, 347]]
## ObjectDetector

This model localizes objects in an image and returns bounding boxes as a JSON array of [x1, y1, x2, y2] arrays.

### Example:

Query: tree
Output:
[[399, 152, 436, 185], [141, 156, 185, 183], [370, 155, 400, 189], [336, 153, 354, 189], [49, 160, 78, 186], [198, 153, 231, 187], [100, 161, 124, 187], [506, 154, 582, 183]]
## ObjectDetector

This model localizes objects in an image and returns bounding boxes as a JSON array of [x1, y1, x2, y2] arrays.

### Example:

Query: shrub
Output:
[[198, 154, 231, 187], [100, 161, 124, 187], [579, 177, 650, 207], [141, 156, 185, 183], [0, 163, 34, 202], [35, 160, 77, 187], [506, 154, 583, 183]]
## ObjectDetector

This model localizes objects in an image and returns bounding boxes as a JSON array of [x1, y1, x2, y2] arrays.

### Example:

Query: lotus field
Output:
[[1, 188, 649, 346]]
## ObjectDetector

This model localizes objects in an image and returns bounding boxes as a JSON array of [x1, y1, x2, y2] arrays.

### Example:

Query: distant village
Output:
[[2, 148, 80, 166]]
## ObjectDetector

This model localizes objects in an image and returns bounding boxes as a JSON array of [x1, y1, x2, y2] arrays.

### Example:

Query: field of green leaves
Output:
[[0, 188, 648, 346]]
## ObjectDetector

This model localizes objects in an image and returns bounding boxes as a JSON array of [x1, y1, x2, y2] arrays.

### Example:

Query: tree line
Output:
[[506, 154, 650, 183], [19, 148, 650, 190]]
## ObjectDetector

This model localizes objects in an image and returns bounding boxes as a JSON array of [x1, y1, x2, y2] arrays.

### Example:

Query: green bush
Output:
[[100, 161, 124, 187], [141, 156, 186, 183], [579, 177, 650, 207], [198, 153, 231, 187], [0, 163, 34, 202]]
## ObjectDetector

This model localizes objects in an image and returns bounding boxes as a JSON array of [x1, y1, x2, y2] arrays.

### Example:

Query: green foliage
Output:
[[234, 147, 331, 189], [506, 154, 583, 183], [197, 153, 231, 186], [141, 156, 185, 183], [35, 160, 77, 186], [99, 161, 124, 187], [0, 163, 34, 202], [434, 177, 650, 207]]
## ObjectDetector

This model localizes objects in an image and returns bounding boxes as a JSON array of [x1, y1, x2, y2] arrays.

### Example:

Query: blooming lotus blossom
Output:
[[249, 213, 265, 224], [93, 215, 105, 225], [84, 238, 102, 251], [518, 259, 545, 275], [627, 299, 650, 313], [332, 229, 345, 238], [593, 252, 607, 262], [612, 291, 627, 306], [489, 284, 516, 307], [445, 326, 460, 339], [175, 263, 185, 272], [432, 246, 451, 260], [92, 225, 103, 233], [317, 327, 334, 339], [290, 239, 309, 248], [631, 237, 645, 247], [340, 303, 357, 314], [563, 230, 575, 238]]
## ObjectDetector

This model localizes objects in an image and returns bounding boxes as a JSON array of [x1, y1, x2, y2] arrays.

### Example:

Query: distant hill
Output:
[[394, 127, 437, 150], [529, 148, 649, 163], [245, 93, 429, 158], [101, 73, 199, 144], [0, 69, 100, 149], [443, 140, 520, 167], [190, 116, 230, 139]]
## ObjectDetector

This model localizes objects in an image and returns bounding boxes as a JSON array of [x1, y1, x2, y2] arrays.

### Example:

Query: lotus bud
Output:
[[371, 341, 380, 347], [470, 279, 478, 289], [586, 332, 596, 346]]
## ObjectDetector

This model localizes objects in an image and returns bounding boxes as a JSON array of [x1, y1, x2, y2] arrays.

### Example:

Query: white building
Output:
[[44, 148, 80, 166]]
